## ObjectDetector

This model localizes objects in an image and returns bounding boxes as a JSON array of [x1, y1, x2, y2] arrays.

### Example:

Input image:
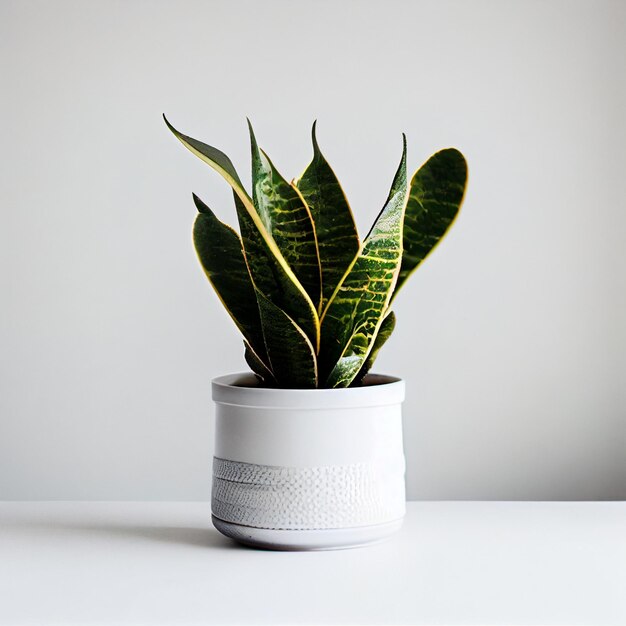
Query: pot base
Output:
[[212, 515, 404, 551]]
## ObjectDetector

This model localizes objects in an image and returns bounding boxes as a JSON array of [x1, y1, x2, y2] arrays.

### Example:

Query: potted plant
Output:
[[164, 116, 467, 550]]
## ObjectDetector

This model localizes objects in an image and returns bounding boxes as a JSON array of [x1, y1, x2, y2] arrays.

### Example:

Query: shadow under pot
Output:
[[210, 372, 406, 551]]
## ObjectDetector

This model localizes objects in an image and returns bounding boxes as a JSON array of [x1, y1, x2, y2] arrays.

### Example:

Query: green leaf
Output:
[[164, 115, 248, 201], [233, 193, 319, 348], [294, 122, 360, 312], [393, 148, 467, 301], [321, 324, 369, 388], [248, 121, 322, 309], [321, 136, 409, 387], [244, 340, 275, 384], [256, 290, 318, 389], [164, 115, 320, 349], [352, 311, 396, 385], [192, 194, 268, 365]]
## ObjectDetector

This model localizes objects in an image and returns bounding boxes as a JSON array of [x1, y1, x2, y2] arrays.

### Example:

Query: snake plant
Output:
[[164, 116, 467, 388]]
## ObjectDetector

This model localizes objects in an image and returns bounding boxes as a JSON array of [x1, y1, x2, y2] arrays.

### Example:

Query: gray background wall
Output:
[[1, 0, 624, 500]]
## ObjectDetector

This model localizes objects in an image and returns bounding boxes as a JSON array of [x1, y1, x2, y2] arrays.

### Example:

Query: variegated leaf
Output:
[[256, 290, 318, 389], [393, 148, 467, 301], [233, 193, 319, 348], [248, 121, 322, 308], [321, 137, 408, 387], [164, 116, 320, 349], [294, 122, 360, 312], [192, 194, 268, 366], [164, 115, 247, 200], [352, 311, 396, 385], [323, 323, 369, 388]]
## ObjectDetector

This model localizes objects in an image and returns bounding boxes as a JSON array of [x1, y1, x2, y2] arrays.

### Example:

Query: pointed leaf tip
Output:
[[247, 119, 261, 155], [163, 114, 174, 132], [311, 120, 320, 153], [191, 192, 204, 213], [163, 114, 181, 137]]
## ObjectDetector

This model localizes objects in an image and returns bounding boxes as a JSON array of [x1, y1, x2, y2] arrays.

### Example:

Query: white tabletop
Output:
[[0, 501, 624, 625]]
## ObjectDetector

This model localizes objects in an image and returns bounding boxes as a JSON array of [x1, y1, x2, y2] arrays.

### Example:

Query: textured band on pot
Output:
[[211, 456, 406, 530]]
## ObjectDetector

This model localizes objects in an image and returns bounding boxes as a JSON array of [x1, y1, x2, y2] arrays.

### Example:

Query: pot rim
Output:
[[212, 372, 405, 409]]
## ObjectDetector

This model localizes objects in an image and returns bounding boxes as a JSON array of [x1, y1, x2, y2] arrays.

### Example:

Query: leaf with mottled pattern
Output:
[[256, 291, 318, 388], [294, 122, 360, 312], [321, 137, 408, 387], [164, 116, 320, 349], [352, 311, 396, 385], [232, 193, 319, 348], [393, 148, 467, 301], [248, 120, 322, 308], [192, 194, 268, 367]]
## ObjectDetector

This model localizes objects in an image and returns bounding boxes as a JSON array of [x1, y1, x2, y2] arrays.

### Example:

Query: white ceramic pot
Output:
[[211, 372, 406, 550]]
